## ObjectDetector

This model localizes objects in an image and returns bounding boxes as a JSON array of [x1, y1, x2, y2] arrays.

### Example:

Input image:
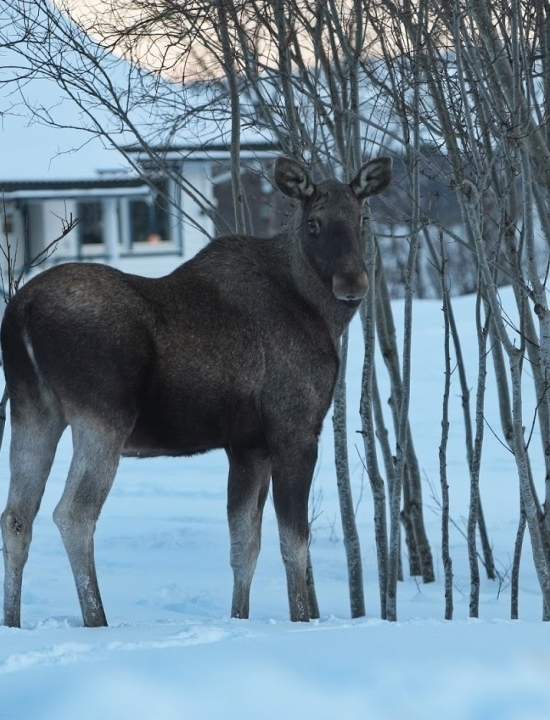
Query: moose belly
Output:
[[122, 384, 262, 458]]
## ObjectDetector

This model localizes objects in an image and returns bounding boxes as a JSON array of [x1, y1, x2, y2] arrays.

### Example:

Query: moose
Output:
[[1, 156, 392, 627]]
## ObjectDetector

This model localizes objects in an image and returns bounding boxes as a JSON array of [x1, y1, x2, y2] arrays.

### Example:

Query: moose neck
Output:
[[287, 229, 358, 346]]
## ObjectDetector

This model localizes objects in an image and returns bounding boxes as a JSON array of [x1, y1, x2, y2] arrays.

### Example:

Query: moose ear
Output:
[[274, 156, 315, 200], [350, 157, 393, 200]]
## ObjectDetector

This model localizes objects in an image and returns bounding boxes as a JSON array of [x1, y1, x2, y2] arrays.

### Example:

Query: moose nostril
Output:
[[332, 272, 368, 302]]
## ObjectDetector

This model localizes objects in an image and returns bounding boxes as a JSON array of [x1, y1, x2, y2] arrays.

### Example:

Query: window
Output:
[[129, 180, 170, 246], [2, 214, 13, 236], [129, 200, 151, 244], [77, 202, 103, 244], [212, 161, 284, 237]]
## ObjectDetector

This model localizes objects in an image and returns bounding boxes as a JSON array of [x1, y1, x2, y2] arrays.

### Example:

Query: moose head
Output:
[[274, 156, 392, 303]]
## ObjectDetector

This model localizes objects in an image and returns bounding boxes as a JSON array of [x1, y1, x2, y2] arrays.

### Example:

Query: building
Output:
[[2, 58, 471, 301], [0, 68, 281, 281]]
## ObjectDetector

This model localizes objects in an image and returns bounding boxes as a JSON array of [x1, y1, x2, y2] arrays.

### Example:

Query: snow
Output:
[[3, 618, 550, 720], [0, 258, 549, 719]]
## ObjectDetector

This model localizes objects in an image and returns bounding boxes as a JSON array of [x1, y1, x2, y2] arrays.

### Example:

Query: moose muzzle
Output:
[[332, 271, 369, 302]]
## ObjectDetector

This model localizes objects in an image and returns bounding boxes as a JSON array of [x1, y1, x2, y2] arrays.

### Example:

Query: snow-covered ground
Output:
[[0, 258, 549, 719]]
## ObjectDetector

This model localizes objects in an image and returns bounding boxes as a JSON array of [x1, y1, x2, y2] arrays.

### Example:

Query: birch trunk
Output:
[[375, 258, 434, 582], [468, 291, 489, 618], [511, 503, 526, 620], [216, 0, 246, 235], [332, 330, 366, 619], [439, 234, 453, 620], [359, 231, 388, 619]]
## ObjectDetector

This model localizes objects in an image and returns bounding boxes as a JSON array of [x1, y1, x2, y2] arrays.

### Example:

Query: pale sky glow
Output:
[[55, 0, 235, 80], [54, 0, 341, 81]]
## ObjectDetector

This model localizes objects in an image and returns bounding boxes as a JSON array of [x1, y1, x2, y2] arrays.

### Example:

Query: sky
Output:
[[54, 0, 223, 80], [53, 0, 320, 82]]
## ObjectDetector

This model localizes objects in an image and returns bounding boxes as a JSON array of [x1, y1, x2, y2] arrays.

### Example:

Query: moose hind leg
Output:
[[272, 439, 317, 622], [53, 422, 124, 628], [2, 413, 65, 627], [227, 448, 271, 619]]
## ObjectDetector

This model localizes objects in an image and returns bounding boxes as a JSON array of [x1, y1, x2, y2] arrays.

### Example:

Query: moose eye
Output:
[[308, 218, 321, 236]]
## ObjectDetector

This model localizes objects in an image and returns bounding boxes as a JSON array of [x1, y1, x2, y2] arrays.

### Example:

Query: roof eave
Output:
[[1, 186, 151, 201], [122, 142, 280, 162]]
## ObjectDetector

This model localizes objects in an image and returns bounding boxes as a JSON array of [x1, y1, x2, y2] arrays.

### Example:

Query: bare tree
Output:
[[437, 230, 453, 620], [359, 235, 388, 619]]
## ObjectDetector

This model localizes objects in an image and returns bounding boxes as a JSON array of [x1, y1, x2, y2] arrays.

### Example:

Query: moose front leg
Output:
[[272, 439, 317, 622]]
